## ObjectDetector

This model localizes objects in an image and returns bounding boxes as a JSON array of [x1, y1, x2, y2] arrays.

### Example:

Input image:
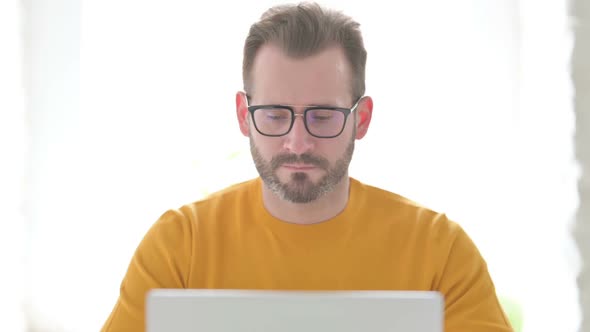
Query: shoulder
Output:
[[153, 178, 260, 231], [172, 178, 258, 216], [351, 177, 463, 236], [351, 179, 486, 274], [142, 178, 257, 228]]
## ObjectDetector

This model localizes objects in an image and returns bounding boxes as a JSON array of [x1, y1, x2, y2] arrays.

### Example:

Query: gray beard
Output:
[[250, 137, 355, 204]]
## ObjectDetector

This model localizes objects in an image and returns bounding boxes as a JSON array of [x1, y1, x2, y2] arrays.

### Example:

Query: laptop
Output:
[[146, 289, 444, 332]]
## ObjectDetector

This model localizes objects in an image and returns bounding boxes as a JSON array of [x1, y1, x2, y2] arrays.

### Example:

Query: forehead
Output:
[[250, 44, 352, 106]]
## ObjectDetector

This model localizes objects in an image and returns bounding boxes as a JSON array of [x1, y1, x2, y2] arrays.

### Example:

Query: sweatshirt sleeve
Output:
[[435, 221, 514, 332], [101, 208, 194, 332]]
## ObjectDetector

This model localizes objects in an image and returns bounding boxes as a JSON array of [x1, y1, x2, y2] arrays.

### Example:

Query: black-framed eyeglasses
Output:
[[246, 96, 363, 138]]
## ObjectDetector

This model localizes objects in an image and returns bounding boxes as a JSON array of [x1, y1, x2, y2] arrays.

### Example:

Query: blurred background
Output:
[[0, 0, 584, 331]]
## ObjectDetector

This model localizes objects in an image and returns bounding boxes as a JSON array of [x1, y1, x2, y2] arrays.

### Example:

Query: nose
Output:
[[283, 114, 314, 155]]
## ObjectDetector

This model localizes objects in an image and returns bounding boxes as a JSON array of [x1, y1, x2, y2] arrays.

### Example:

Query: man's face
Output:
[[241, 44, 359, 204]]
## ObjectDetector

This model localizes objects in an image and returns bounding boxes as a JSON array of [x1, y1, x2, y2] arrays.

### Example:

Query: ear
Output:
[[355, 96, 373, 139], [236, 91, 250, 137]]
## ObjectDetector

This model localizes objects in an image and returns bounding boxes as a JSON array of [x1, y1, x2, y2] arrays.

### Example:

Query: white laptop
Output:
[[146, 289, 444, 332]]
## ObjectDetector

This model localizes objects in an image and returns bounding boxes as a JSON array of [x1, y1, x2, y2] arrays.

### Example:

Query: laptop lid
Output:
[[146, 289, 444, 332]]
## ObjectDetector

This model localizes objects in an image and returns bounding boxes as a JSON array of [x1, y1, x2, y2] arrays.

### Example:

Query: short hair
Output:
[[242, 2, 367, 100]]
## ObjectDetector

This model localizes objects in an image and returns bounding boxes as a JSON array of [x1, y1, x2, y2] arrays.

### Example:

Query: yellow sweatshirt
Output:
[[102, 177, 513, 331]]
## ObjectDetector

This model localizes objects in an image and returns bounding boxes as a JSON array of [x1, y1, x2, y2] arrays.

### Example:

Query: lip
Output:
[[282, 164, 317, 171]]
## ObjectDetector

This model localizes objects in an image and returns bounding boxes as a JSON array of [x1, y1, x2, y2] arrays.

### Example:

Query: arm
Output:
[[101, 209, 193, 332], [435, 223, 514, 332]]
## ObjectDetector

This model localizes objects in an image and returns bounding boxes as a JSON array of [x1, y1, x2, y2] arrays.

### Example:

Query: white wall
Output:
[[0, 1, 27, 331], [25, 0, 80, 330]]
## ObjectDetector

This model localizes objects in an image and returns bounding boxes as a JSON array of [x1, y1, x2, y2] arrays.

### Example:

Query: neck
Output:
[[261, 176, 351, 225]]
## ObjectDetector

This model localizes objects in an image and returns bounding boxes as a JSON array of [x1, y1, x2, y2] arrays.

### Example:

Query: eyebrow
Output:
[[260, 102, 346, 108], [246, 95, 354, 109], [245, 95, 345, 108]]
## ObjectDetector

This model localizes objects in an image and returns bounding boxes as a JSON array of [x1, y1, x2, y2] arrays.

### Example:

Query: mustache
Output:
[[270, 153, 330, 170]]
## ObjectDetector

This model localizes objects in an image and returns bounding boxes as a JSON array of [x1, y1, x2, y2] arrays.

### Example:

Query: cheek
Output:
[[331, 130, 355, 155], [252, 135, 282, 156], [317, 137, 350, 157], [337, 123, 356, 144]]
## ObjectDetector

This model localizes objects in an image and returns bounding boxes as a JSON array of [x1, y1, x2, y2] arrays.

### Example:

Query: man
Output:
[[102, 2, 513, 331]]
